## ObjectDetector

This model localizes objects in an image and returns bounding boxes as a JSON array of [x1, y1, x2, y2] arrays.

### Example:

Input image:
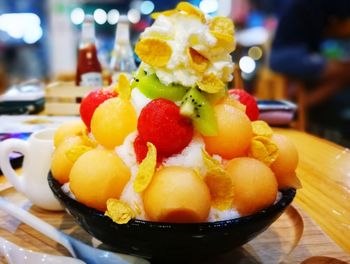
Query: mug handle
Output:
[[0, 139, 29, 193]]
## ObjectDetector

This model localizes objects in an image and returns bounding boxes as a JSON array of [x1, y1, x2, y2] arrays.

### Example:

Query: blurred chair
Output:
[[0, 66, 9, 95], [253, 20, 310, 131], [292, 81, 307, 131], [256, 67, 286, 100], [255, 66, 307, 130]]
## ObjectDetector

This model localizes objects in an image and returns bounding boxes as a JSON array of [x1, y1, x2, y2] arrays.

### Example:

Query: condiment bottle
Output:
[[109, 15, 137, 83], [75, 15, 103, 87]]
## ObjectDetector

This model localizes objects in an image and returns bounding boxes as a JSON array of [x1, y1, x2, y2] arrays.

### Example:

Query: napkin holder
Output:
[[258, 100, 297, 126], [45, 82, 93, 116]]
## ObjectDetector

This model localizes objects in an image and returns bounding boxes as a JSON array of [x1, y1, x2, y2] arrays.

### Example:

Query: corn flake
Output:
[[187, 47, 209, 73], [135, 38, 172, 67], [249, 136, 279, 165], [105, 199, 136, 224], [134, 142, 157, 193], [202, 149, 224, 173], [202, 149, 234, 210], [81, 128, 98, 148], [115, 73, 131, 100], [151, 10, 178, 20], [209, 16, 234, 36], [211, 31, 236, 53], [252, 120, 273, 137], [134, 202, 142, 216], [176, 2, 205, 23], [65, 145, 92, 163], [197, 73, 225, 93]]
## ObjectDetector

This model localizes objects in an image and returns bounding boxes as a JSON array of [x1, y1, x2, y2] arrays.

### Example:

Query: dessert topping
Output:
[[202, 149, 234, 210], [187, 47, 209, 73], [105, 199, 136, 224], [134, 142, 157, 193], [176, 2, 206, 23], [252, 120, 273, 137], [65, 145, 93, 163], [115, 73, 132, 100], [135, 38, 172, 67], [209, 16, 235, 36], [197, 73, 226, 94], [249, 136, 279, 165]]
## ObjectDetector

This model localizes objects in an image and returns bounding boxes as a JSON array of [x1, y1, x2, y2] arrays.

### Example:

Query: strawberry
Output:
[[134, 135, 149, 163], [134, 135, 164, 164], [80, 88, 117, 130], [228, 89, 259, 121], [137, 98, 193, 158]]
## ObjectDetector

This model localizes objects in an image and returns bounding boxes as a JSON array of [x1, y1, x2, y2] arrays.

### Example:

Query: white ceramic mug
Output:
[[0, 128, 62, 211]]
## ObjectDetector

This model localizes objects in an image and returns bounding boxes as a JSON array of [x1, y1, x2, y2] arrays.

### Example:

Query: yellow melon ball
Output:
[[54, 120, 85, 148], [270, 134, 299, 188], [69, 149, 130, 212], [203, 104, 252, 159], [51, 136, 85, 184], [91, 98, 137, 149], [143, 166, 211, 222], [226, 157, 278, 216]]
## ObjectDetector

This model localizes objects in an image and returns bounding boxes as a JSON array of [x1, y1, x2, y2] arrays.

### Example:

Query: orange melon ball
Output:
[[143, 166, 211, 222], [90, 98, 137, 149], [69, 149, 130, 212], [216, 96, 246, 113], [277, 171, 301, 190], [203, 104, 252, 159], [54, 120, 85, 148], [270, 134, 299, 188], [226, 157, 278, 216], [51, 136, 85, 184]]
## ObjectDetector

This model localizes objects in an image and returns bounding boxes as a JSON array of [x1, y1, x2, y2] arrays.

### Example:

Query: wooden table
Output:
[[275, 129, 350, 255], [1, 128, 350, 263]]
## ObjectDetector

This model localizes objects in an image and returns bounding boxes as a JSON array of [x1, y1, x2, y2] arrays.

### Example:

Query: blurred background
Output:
[[0, 0, 349, 147]]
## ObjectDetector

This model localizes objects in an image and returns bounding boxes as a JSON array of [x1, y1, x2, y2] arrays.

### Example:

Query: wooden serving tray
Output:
[[0, 186, 349, 264]]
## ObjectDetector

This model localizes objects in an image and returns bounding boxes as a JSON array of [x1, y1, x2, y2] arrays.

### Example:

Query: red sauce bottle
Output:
[[75, 15, 103, 87]]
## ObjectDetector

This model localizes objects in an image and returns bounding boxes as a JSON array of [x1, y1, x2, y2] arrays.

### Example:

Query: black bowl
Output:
[[48, 172, 296, 261]]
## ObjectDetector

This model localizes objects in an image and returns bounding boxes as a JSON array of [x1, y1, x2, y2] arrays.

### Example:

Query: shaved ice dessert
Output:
[[51, 2, 300, 224]]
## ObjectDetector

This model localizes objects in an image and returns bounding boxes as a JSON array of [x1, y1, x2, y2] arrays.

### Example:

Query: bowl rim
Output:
[[48, 172, 296, 228]]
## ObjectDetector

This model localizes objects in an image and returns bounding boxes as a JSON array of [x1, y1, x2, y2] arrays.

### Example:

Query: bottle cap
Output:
[[115, 15, 130, 44]]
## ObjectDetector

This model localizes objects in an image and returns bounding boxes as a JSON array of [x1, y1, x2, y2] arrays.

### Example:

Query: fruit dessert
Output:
[[51, 2, 300, 224]]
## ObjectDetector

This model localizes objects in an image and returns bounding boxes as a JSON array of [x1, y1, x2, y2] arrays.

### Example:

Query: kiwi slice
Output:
[[131, 68, 146, 88], [133, 71, 187, 102], [180, 87, 218, 136]]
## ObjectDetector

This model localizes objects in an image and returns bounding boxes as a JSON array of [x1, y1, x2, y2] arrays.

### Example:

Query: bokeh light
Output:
[[239, 56, 256, 74], [140, 1, 155, 15], [0, 13, 42, 43], [248, 46, 263, 60], [70, 8, 85, 25], [94, 9, 107, 25], [5, 25, 23, 39], [23, 26, 43, 44], [199, 0, 218, 14], [107, 9, 120, 25], [127, 9, 141, 24]]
